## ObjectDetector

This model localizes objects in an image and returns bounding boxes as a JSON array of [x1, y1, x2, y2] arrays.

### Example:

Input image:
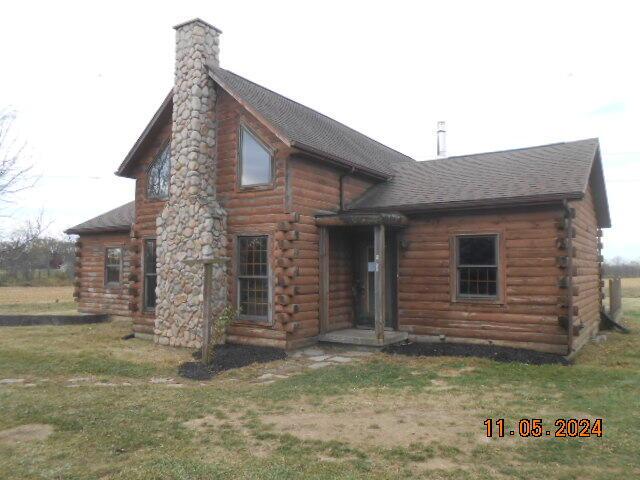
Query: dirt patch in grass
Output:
[[259, 394, 483, 451], [0, 423, 53, 445], [438, 366, 478, 377], [384, 342, 570, 365], [178, 344, 287, 380]]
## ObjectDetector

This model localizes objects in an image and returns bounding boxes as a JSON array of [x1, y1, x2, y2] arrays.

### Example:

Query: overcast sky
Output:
[[1, 0, 638, 260]]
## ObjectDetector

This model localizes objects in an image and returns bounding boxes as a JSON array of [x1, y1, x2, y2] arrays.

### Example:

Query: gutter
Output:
[[348, 192, 585, 215]]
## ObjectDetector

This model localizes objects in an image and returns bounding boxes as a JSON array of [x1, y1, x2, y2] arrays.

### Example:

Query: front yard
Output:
[[0, 286, 75, 315], [0, 288, 639, 479]]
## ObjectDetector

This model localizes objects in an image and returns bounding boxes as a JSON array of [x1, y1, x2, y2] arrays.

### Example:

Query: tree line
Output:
[[0, 229, 75, 286], [603, 258, 640, 278]]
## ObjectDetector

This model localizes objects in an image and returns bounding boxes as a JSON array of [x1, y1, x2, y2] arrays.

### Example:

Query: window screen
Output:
[[240, 127, 272, 186], [105, 247, 122, 285], [237, 236, 269, 320], [457, 235, 498, 297]]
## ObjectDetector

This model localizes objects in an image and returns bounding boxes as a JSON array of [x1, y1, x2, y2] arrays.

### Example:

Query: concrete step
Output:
[[318, 328, 408, 347]]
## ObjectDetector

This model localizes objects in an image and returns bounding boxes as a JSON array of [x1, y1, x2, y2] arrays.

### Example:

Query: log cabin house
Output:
[[66, 18, 611, 356]]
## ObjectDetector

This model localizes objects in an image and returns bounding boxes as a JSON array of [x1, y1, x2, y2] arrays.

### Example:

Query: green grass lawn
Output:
[[0, 300, 639, 478]]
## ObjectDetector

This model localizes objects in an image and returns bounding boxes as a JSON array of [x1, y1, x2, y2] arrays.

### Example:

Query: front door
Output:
[[354, 232, 396, 329]]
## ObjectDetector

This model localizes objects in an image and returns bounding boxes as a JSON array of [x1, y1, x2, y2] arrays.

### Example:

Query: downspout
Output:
[[563, 200, 575, 355], [339, 166, 356, 212]]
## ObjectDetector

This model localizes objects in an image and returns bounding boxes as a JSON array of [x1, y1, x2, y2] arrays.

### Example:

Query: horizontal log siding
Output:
[[77, 232, 131, 316], [398, 208, 570, 354], [288, 156, 376, 344], [129, 117, 172, 334], [216, 90, 290, 348], [570, 185, 603, 352], [328, 230, 354, 332]]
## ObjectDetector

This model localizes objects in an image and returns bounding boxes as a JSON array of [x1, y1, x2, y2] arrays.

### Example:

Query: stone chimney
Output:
[[155, 18, 228, 348]]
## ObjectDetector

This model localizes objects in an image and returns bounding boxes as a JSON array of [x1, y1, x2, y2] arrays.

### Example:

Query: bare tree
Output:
[[0, 108, 34, 210], [0, 108, 42, 258], [0, 215, 44, 265]]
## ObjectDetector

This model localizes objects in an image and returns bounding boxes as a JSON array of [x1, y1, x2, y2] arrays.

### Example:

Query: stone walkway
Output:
[[250, 345, 375, 385], [0, 345, 377, 389]]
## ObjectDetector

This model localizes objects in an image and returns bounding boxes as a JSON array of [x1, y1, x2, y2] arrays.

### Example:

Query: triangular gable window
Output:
[[148, 143, 171, 199], [239, 126, 273, 187]]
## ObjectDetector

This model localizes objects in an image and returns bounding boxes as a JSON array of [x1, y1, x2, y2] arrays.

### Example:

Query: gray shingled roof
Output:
[[347, 138, 610, 226], [209, 67, 413, 177], [65, 202, 135, 235]]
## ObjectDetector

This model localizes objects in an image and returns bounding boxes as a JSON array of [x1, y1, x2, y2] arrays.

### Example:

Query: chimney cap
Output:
[[437, 121, 446, 132], [173, 18, 222, 34]]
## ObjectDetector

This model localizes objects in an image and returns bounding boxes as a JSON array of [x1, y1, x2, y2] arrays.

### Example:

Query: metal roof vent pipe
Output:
[[437, 121, 447, 158]]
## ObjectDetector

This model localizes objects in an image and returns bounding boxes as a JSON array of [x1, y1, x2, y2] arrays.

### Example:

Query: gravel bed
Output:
[[179, 344, 287, 380]]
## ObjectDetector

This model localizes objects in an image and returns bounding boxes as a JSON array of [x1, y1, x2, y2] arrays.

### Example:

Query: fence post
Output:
[[609, 278, 622, 320]]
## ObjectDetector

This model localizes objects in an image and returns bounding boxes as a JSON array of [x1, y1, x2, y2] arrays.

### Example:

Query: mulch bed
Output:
[[0, 314, 109, 327], [178, 344, 287, 380], [383, 341, 570, 366]]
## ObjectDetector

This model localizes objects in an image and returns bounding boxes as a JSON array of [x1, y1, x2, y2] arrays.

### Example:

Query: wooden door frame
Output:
[[373, 225, 386, 341], [319, 227, 329, 334], [318, 225, 397, 340]]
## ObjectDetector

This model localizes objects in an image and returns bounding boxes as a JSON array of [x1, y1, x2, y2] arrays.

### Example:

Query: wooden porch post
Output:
[[374, 224, 386, 342], [202, 262, 213, 360], [319, 227, 329, 334]]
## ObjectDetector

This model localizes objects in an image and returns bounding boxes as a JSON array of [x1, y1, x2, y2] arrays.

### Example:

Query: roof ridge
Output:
[[211, 66, 415, 163], [425, 138, 600, 162]]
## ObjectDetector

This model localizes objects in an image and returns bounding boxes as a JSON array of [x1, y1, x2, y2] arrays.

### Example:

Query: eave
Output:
[[116, 90, 173, 178], [347, 192, 585, 216], [64, 225, 131, 236]]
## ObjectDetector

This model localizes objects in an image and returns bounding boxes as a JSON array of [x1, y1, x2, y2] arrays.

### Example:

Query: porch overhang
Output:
[[314, 211, 409, 227], [316, 220, 399, 345]]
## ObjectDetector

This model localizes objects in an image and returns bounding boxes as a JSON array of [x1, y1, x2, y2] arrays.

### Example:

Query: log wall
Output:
[[287, 156, 376, 345], [75, 232, 131, 316], [328, 229, 355, 332], [570, 185, 604, 352], [216, 89, 292, 348], [397, 207, 571, 354]]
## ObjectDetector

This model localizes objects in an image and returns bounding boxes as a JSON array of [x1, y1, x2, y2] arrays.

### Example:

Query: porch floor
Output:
[[318, 328, 408, 348]]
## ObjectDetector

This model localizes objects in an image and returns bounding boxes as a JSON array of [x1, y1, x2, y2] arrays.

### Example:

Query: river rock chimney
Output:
[[155, 18, 228, 348]]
